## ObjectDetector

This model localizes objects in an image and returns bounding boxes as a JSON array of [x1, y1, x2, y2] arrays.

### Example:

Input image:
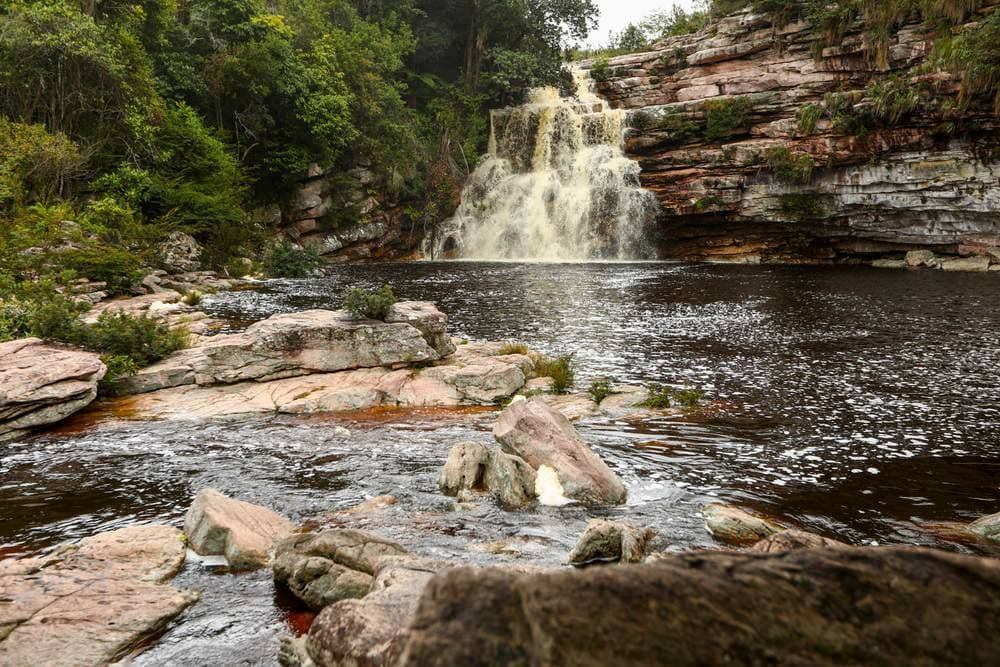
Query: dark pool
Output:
[[2, 262, 998, 663]]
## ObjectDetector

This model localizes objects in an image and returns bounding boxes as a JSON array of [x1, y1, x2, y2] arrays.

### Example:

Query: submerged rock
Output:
[[702, 504, 782, 545], [396, 548, 1000, 666], [0, 525, 197, 666], [0, 338, 106, 442], [493, 398, 626, 506], [567, 520, 656, 566], [184, 489, 294, 569], [751, 529, 849, 553], [940, 256, 991, 272]]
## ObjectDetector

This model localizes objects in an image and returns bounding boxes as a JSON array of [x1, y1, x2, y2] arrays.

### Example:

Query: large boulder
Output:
[[281, 556, 449, 667], [492, 398, 626, 506], [184, 489, 294, 569], [158, 231, 202, 273], [398, 548, 1000, 666], [0, 525, 197, 666], [702, 503, 782, 545], [273, 529, 409, 610], [439, 442, 536, 508], [0, 338, 106, 442], [567, 520, 655, 566], [385, 302, 455, 358], [123, 305, 453, 394]]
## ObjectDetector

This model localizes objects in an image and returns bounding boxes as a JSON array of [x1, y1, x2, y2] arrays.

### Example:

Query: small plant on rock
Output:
[[343, 285, 396, 321], [98, 354, 139, 397], [534, 354, 575, 394], [588, 378, 613, 404], [499, 341, 530, 356], [639, 384, 674, 409], [673, 387, 704, 408]]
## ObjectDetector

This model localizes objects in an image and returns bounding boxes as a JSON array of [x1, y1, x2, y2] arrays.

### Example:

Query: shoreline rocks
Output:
[[0, 338, 106, 442], [567, 520, 656, 566], [0, 525, 198, 666], [439, 442, 537, 508], [184, 489, 294, 569], [702, 503, 782, 545]]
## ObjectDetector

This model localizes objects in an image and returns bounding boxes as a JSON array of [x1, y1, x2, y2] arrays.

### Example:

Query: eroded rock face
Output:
[[0, 338, 106, 442], [492, 398, 626, 506], [595, 8, 1000, 266], [567, 520, 656, 566], [439, 442, 537, 508], [398, 548, 1000, 666], [0, 525, 197, 666], [702, 503, 782, 545], [184, 489, 294, 569], [158, 231, 202, 273]]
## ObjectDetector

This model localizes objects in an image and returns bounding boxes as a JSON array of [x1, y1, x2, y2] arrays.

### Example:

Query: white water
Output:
[[425, 69, 659, 261]]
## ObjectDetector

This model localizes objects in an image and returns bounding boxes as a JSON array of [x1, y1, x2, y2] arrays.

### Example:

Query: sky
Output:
[[588, 0, 698, 47]]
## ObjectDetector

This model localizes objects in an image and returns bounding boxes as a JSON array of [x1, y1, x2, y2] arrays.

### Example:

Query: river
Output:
[[2, 261, 998, 663]]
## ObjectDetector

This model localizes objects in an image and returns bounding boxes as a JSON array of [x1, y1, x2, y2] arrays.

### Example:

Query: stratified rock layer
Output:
[[0, 338, 106, 442], [0, 525, 197, 666], [398, 548, 1000, 666], [595, 6, 1000, 266]]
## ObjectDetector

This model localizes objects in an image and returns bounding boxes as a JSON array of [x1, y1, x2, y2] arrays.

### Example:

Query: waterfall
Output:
[[425, 69, 659, 261]]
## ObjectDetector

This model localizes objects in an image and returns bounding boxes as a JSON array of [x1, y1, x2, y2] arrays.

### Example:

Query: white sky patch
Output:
[[586, 0, 699, 47]]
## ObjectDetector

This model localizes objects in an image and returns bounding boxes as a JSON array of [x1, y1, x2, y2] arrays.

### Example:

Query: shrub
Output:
[[59, 245, 144, 295], [590, 58, 610, 82], [935, 8, 1000, 113], [98, 354, 139, 397], [83, 312, 188, 367], [765, 146, 817, 183], [795, 104, 823, 135], [779, 192, 830, 218], [673, 387, 704, 408], [639, 384, 704, 409], [866, 74, 923, 124], [588, 378, 613, 404], [499, 342, 530, 356], [264, 241, 323, 279], [534, 354, 575, 394], [181, 290, 203, 306], [343, 285, 396, 321], [704, 96, 755, 140]]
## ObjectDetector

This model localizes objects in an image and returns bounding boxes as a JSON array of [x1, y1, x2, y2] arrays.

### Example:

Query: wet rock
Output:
[[968, 512, 1000, 543], [905, 250, 937, 268], [940, 256, 991, 272], [598, 385, 657, 417], [0, 338, 106, 442], [123, 305, 451, 394], [291, 556, 451, 667], [440, 442, 537, 508], [702, 504, 782, 545], [412, 355, 528, 405], [493, 398, 626, 506], [273, 554, 372, 611], [539, 393, 599, 421], [751, 529, 849, 552], [872, 259, 907, 269], [397, 548, 1000, 666], [274, 530, 408, 579], [386, 302, 455, 358], [342, 496, 398, 515], [184, 489, 294, 569], [567, 520, 656, 566], [0, 525, 197, 665], [158, 231, 202, 273]]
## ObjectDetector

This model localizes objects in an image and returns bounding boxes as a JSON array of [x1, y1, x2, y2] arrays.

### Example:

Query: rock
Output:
[[492, 398, 626, 506], [0, 338, 106, 442], [567, 520, 656, 566], [0, 525, 198, 665], [940, 256, 992, 272], [386, 302, 456, 358], [123, 305, 451, 394], [292, 556, 450, 667], [872, 259, 907, 269], [273, 554, 373, 611], [968, 512, 1000, 543], [702, 503, 782, 545], [397, 548, 1000, 666], [158, 231, 202, 273], [905, 249, 937, 268], [184, 489, 294, 569], [598, 385, 655, 417], [751, 529, 849, 552], [538, 393, 599, 421], [439, 442, 538, 508], [342, 496, 398, 515], [273, 530, 408, 578]]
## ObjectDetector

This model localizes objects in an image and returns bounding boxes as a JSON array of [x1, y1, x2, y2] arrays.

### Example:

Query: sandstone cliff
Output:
[[595, 4, 1000, 266]]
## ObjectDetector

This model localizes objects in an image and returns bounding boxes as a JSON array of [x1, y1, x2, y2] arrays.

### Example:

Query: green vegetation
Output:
[[935, 8, 1000, 112], [591, 58, 611, 82], [694, 195, 726, 212], [98, 354, 139, 397], [765, 147, 817, 184], [534, 354, 575, 394], [638, 384, 704, 409], [588, 378, 613, 404], [264, 242, 324, 279], [499, 342, 531, 356], [343, 285, 397, 321], [779, 192, 830, 218], [795, 104, 823, 135], [704, 96, 755, 141]]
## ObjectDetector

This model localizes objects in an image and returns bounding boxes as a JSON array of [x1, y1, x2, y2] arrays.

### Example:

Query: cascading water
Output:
[[425, 69, 659, 261]]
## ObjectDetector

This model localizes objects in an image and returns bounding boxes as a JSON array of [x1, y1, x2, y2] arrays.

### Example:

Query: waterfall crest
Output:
[[425, 69, 659, 261]]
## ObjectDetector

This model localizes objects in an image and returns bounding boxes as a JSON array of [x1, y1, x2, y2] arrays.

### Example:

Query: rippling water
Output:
[[2, 262, 998, 663]]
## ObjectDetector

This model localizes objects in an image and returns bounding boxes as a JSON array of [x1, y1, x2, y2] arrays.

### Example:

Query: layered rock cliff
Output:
[[595, 4, 1000, 266]]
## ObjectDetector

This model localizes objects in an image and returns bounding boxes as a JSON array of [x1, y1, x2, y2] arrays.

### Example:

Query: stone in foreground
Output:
[[567, 519, 656, 566], [439, 442, 536, 508], [397, 548, 1000, 666], [0, 338, 106, 442], [968, 512, 1000, 543], [184, 489, 294, 569], [492, 398, 626, 506], [0, 525, 197, 666], [702, 503, 782, 545], [751, 529, 849, 553]]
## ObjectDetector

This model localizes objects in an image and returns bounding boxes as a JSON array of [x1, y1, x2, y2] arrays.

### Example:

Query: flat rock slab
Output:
[[0, 525, 197, 666], [398, 547, 1000, 666], [185, 489, 294, 569], [0, 338, 106, 442]]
